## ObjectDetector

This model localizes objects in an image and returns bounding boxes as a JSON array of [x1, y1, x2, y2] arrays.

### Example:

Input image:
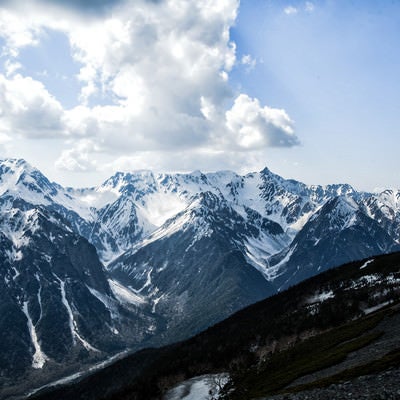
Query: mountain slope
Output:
[[0, 198, 158, 397], [271, 196, 400, 290], [109, 192, 279, 340]]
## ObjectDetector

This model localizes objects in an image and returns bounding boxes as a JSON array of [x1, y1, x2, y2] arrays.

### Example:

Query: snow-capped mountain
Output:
[[1, 158, 400, 394], [270, 195, 399, 290], [0, 197, 158, 391], [108, 191, 278, 340]]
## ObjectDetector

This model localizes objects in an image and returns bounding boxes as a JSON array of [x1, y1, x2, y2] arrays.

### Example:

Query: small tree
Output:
[[208, 374, 227, 400]]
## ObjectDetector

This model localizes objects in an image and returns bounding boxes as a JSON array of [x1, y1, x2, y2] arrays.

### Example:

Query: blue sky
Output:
[[0, 0, 398, 190], [230, 0, 400, 190]]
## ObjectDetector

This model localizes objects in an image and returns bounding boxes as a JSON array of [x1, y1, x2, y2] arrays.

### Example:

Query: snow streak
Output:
[[56, 275, 99, 352], [22, 301, 48, 369]]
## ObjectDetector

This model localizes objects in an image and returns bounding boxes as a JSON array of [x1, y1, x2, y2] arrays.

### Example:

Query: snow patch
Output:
[[386, 274, 400, 285], [136, 192, 187, 227], [163, 373, 229, 400], [35, 274, 43, 322], [289, 210, 315, 233], [349, 274, 381, 289], [137, 268, 153, 293], [363, 301, 392, 315], [27, 348, 132, 398], [86, 286, 119, 319], [22, 301, 48, 369], [6, 248, 23, 262], [12, 266, 21, 280], [244, 234, 289, 281], [108, 279, 147, 306], [140, 209, 193, 247], [272, 245, 296, 272], [0, 208, 42, 248], [360, 259, 374, 269], [152, 294, 164, 313], [56, 276, 99, 352], [307, 290, 334, 304]]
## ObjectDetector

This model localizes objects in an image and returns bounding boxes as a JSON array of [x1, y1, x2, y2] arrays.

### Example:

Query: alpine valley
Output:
[[1, 158, 400, 399]]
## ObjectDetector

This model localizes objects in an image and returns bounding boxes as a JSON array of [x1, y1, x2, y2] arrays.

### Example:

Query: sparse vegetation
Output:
[[288, 346, 400, 394], [225, 313, 385, 399]]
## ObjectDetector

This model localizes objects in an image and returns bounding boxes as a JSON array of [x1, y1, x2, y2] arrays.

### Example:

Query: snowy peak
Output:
[[1, 157, 400, 269], [293, 195, 362, 243], [320, 195, 360, 230], [0, 159, 94, 225], [0, 207, 40, 249], [0, 158, 57, 200], [100, 170, 157, 198], [136, 192, 222, 247], [195, 191, 225, 211], [331, 195, 359, 212], [366, 189, 400, 221], [0, 158, 36, 177], [325, 183, 355, 196], [100, 169, 212, 199]]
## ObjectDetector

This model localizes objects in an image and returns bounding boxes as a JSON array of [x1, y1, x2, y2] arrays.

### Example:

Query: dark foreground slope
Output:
[[29, 252, 400, 400], [264, 313, 400, 400]]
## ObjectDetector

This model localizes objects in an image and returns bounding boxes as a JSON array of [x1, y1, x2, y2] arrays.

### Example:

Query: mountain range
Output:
[[1, 158, 400, 397]]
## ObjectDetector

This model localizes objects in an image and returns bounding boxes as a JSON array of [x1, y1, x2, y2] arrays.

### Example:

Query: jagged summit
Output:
[[0, 157, 33, 170], [0, 158, 54, 194], [0, 157, 398, 266]]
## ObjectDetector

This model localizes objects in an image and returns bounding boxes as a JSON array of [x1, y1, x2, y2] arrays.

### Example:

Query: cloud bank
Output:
[[0, 0, 299, 175]]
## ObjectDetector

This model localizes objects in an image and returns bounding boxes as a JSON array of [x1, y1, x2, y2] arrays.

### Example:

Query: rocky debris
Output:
[[265, 367, 400, 400], [287, 310, 400, 389]]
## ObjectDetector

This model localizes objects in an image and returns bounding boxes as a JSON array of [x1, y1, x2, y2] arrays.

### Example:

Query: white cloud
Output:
[[0, 73, 65, 137], [103, 149, 263, 176], [4, 60, 22, 76], [241, 54, 256, 71], [0, 8, 42, 56], [55, 139, 98, 172], [0, 0, 299, 177], [284, 3, 314, 16], [225, 94, 298, 149], [284, 6, 298, 15]]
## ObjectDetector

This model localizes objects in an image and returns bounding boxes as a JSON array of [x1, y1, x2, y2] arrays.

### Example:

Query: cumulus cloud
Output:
[[241, 54, 256, 71], [0, 0, 300, 176], [0, 9, 42, 56], [55, 139, 99, 172], [4, 60, 22, 76], [225, 94, 298, 149], [40, 0, 125, 14], [0, 74, 65, 137]]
